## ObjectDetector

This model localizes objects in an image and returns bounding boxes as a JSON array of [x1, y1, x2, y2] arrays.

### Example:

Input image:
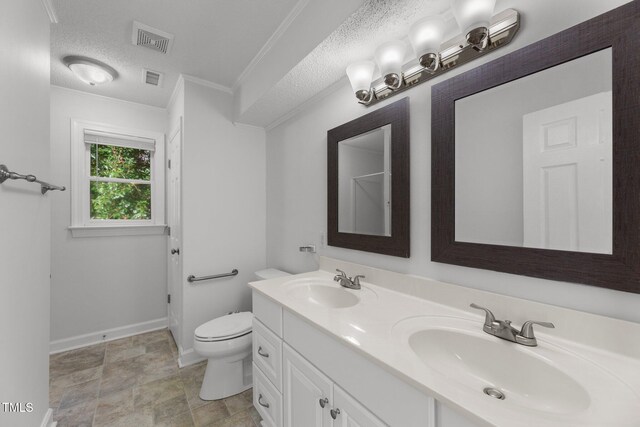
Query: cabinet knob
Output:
[[258, 393, 270, 408], [171, 248, 180, 255], [330, 408, 341, 420], [257, 346, 269, 358], [319, 397, 329, 408]]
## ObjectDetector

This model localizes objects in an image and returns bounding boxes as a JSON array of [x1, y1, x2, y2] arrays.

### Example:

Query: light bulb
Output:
[[409, 15, 445, 73], [452, 0, 496, 49], [374, 40, 407, 90], [346, 60, 375, 104]]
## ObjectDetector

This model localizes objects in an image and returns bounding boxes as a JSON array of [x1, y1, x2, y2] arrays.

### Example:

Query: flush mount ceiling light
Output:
[[63, 56, 118, 86], [346, 1, 520, 106]]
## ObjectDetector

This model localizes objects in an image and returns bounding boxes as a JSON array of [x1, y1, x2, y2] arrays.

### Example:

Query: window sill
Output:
[[69, 224, 168, 238]]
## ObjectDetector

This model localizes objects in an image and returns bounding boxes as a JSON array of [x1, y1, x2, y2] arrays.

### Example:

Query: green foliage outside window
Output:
[[89, 144, 152, 220]]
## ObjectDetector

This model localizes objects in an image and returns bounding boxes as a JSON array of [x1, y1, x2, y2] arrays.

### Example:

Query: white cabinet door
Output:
[[331, 385, 387, 427], [283, 344, 333, 427]]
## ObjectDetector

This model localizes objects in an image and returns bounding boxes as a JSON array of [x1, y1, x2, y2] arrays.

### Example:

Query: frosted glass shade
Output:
[[452, 0, 496, 35], [374, 40, 407, 80], [346, 60, 375, 94], [409, 15, 445, 59], [64, 56, 116, 86]]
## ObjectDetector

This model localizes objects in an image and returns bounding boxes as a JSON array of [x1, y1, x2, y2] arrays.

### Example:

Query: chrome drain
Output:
[[483, 387, 505, 400]]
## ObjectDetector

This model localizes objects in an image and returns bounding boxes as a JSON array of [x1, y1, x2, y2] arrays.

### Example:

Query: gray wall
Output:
[[265, 0, 640, 324], [50, 87, 168, 343]]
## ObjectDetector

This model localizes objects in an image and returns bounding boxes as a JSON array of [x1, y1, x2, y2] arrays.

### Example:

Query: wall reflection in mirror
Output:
[[455, 48, 612, 254], [338, 124, 391, 236]]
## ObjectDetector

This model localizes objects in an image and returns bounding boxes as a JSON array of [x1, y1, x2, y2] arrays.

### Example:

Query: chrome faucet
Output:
[[333, 269, 364, 290], [470, 303, 554, 347]]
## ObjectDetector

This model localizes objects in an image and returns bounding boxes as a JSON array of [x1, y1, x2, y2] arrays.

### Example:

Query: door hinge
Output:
[[167, 294, 171, 304], [167, 226, 171, 236], [168, 159, 171, 169]]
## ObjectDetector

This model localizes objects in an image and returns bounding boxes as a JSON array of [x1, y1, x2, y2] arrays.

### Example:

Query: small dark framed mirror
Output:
[[328, 97, 410, 257], [431, 2, 640, 293]]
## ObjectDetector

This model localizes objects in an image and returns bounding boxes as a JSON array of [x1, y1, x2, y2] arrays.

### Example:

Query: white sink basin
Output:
[[285, 278, 375, 309], [409, 328, 589, 414], [393, 316, 639, 423]]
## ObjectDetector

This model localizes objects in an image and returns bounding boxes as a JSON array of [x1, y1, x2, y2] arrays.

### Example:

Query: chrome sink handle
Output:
[[520, 320, 555, 338], [334, 269, 348, 281], [470, 303, 496, 327], [352, 275, 365, 289]]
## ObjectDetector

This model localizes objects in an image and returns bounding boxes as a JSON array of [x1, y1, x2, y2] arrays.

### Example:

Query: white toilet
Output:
[[194, 268, 290, 400]]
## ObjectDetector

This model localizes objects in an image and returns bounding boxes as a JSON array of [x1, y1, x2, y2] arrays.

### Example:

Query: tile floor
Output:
[[49, 329, 262, 427]]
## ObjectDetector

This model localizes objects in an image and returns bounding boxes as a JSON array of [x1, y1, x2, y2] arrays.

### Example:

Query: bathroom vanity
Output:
[[250, 257, 640, 427]]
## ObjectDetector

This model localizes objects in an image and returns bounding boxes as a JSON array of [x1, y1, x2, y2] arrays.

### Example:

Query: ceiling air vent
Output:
[[142, 68, 164, 87], [132, 21, 174, 55]]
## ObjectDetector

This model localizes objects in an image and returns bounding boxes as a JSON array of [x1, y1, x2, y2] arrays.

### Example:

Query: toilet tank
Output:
[[254, 268, 290, 281]]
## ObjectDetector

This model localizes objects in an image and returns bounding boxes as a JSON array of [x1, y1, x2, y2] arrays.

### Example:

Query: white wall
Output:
[[0, 1, 51, 425], [265, 0, 640, 324], [180, 81, 267, 358], [50, 87, 168, 343]]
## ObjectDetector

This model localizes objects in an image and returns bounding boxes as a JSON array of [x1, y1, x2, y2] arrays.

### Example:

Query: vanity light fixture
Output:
[[452, 0, 496, 50], [409, 15, 446, 73], [63, 56, 118, 86], [345, 2, 519, 106], [374, 40, 408, 91], [346, 60, 376, 104]]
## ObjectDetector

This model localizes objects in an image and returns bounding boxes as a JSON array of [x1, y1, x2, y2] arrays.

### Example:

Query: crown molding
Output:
[[181, 74, 233, 95], [232, 0, 310, 93], [41, 0, 58, 23]]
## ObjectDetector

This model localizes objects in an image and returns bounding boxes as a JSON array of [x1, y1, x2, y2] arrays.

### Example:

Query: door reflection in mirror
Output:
[[338, 124, 392, 236], [455, 48, 612, 254]]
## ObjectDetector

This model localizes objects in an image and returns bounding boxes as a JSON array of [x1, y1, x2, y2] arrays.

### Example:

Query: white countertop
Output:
[[250, 266, 640, 427]]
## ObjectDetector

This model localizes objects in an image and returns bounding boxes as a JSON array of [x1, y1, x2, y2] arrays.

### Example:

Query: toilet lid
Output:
[[195, 312, 253, 341]]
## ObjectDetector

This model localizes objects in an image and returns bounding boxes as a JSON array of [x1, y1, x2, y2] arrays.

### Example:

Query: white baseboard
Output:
[[40, 408, 55, 427], [178, 346, 206, 368], [50, 317, 168, 354]]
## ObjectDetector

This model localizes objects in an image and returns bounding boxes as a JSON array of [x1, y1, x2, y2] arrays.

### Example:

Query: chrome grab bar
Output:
[[187, 269, 238, 283], [0, 164, 66, 195]]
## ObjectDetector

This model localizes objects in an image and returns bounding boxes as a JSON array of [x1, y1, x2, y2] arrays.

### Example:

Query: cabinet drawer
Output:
[[253, 319, 283, 391], [253, 362, 282, 427], [253, 291, 283, 337]]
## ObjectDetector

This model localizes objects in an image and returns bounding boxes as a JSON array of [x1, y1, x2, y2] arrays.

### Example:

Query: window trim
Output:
[[70, 119, 166, 237]]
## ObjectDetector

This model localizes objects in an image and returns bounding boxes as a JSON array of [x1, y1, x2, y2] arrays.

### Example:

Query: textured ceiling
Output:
[[51, 0, 480, 126], [238, 0, 456, 127], [50, 0, 300, 107]]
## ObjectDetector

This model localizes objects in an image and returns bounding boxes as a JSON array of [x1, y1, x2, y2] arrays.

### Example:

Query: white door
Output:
[[522, 92, 612, 253], [167, 118, 183, 346], [283, 344, 333, 427], [331, 385, 387, 427]]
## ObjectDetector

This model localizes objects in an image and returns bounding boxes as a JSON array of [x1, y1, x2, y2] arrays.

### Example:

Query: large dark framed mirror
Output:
[[432, 1, 640, 293], [328, 97, 410, 257]]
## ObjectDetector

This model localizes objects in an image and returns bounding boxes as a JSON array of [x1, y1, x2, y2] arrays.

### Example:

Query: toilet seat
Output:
[[195, 311, 253, 342]]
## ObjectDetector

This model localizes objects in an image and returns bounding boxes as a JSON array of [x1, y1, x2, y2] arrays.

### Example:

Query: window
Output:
[[71, 120, 165, 237]]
